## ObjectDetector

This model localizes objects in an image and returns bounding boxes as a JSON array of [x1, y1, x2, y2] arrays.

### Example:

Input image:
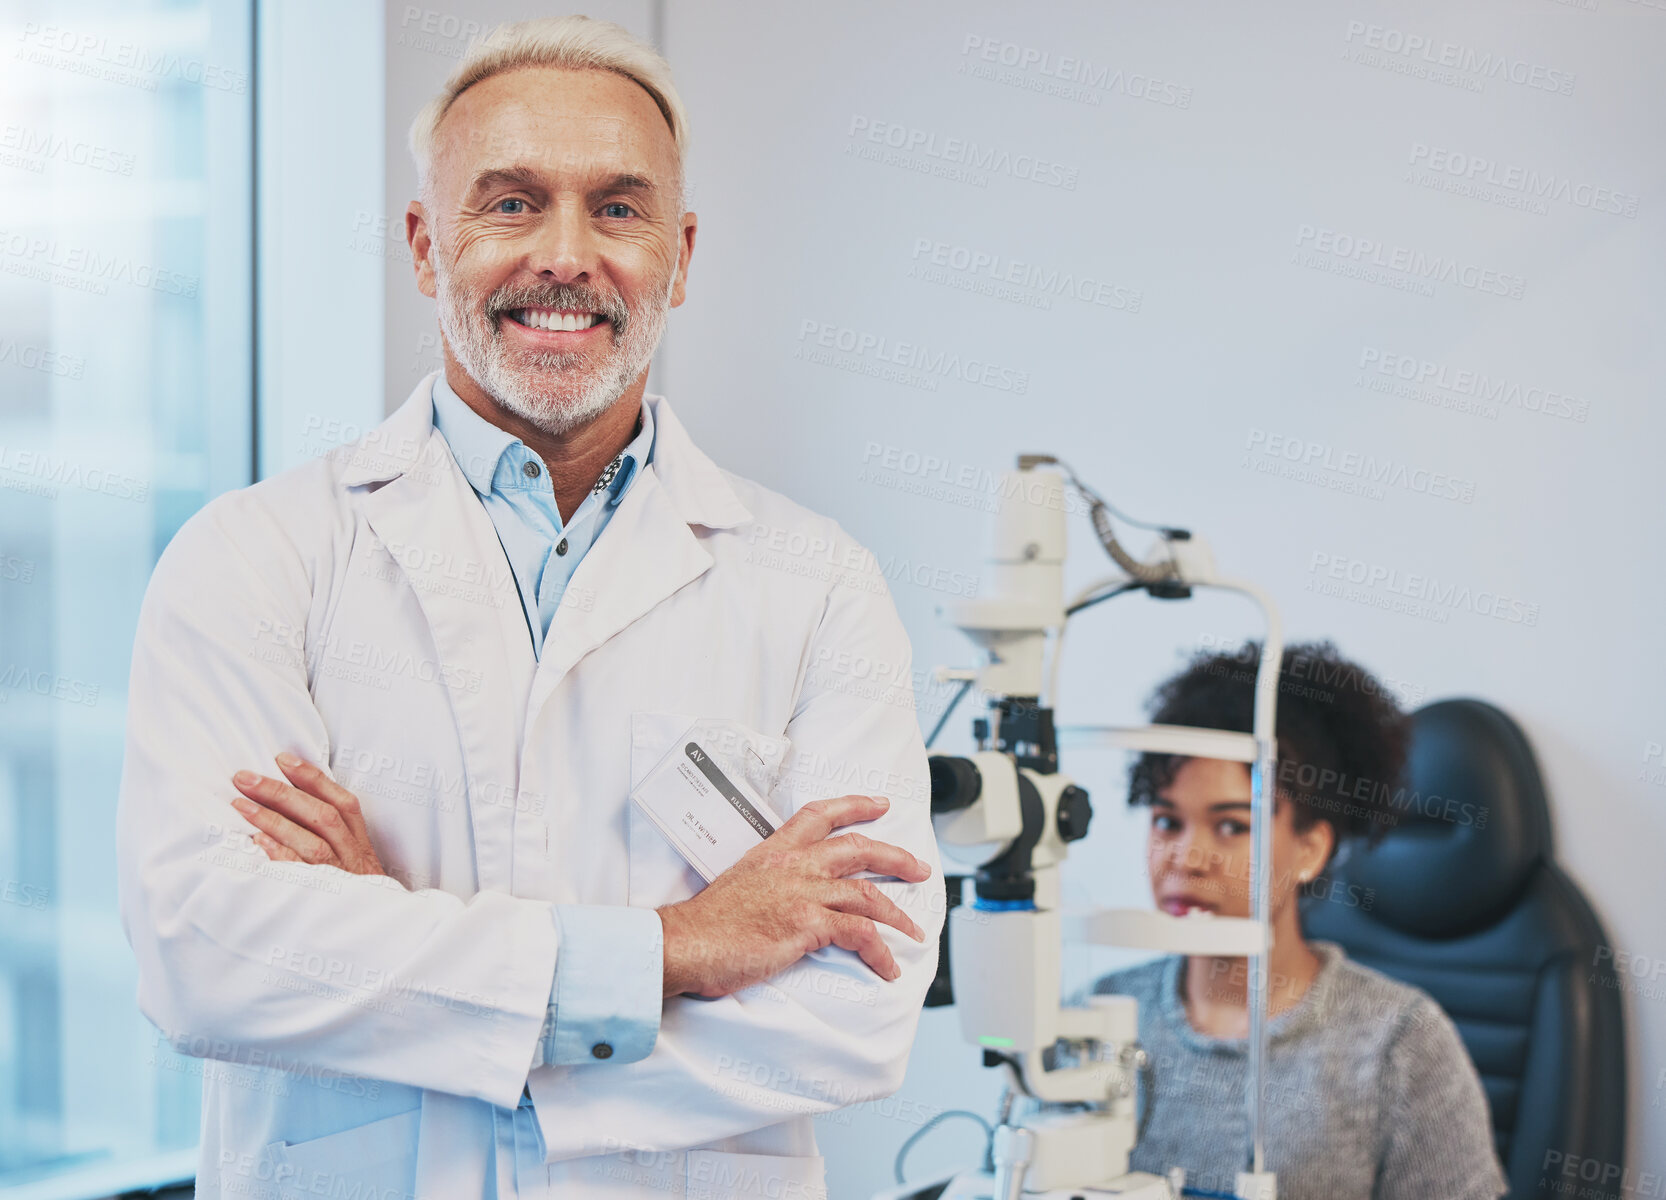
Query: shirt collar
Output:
[[430, 373, 654, 505], [606, 392, 654, 507]]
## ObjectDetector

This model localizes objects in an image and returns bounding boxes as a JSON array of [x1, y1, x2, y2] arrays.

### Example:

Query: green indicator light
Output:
[[978, 1035, 1015, 1048]]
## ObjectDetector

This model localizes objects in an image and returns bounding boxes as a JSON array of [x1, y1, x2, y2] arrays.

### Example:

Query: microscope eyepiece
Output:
[[928, 755, 982, 814]]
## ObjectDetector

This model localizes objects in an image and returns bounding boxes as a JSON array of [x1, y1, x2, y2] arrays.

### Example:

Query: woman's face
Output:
[[1144, 757, 1332, 923]]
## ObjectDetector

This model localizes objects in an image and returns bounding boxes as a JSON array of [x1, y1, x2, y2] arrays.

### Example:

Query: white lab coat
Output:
[[116, 373, 944, 1199]]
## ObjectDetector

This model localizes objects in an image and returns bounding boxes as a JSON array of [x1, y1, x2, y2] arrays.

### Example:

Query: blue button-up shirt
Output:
[[430, 373, 655, 658], [429, 375, 663, 1081]]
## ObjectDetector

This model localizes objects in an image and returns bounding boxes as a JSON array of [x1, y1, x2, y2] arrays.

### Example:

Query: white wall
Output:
[[258, 0, 385, 476], [380, 1, 1666, 1194]]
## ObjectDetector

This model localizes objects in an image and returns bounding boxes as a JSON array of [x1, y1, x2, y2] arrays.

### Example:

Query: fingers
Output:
[[825, 913, 900, 982], [814, 832, 932, 883], [252, 831, 303, 863], [774, 794, 893, 846], [231, 770, 351, 860], [823, 878, 925, 942], [273, 752, 375, 857], [230, 778, 334, 865], [272, 751, 360, 813]]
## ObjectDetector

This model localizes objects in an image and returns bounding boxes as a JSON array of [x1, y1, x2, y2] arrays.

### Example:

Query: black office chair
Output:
[[1302, 697, 1626, 1200]]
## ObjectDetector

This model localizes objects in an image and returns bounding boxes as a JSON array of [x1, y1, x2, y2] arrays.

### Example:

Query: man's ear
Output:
[[669, 210, 697, 308], [407, 201, 436, 299]]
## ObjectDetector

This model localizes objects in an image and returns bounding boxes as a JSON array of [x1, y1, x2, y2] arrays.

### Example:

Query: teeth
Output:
[[516, 309, 600, 332]]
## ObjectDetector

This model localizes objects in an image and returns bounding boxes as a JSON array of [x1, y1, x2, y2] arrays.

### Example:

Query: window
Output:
[[0, 0, 253, 1193]]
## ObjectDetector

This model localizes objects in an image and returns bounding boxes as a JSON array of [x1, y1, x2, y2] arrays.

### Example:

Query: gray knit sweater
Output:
[[1089, 941, 1508, 1200]]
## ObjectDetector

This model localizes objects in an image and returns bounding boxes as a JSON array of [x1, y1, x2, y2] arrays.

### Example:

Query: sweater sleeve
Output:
[[1374, 995, 1509, 1200]]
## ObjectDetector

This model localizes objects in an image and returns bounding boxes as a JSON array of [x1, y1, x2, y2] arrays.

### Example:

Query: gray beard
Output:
[[433, 259, 675, 437]]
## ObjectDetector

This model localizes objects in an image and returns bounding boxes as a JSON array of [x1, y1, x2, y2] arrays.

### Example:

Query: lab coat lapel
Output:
[[528, 466, 708, 711], [347, 382, 535, 893], [528, 393, 752, 713]]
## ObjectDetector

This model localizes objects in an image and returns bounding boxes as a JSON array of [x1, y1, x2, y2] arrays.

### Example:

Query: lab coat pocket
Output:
[[265, 1106, 420, 1198], [686, 1149, 828, 1200], [627, 710, 789, 907]]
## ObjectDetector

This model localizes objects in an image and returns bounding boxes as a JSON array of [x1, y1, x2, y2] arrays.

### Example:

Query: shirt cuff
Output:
[[539, 904, 663, 1067]]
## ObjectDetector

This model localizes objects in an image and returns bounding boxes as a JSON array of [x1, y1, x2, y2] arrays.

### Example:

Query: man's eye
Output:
[[1218, 819, 1250, 838], [1152, 814, 1180, 834], [496, 198, 527, 214], [602, 202, 636, 219]]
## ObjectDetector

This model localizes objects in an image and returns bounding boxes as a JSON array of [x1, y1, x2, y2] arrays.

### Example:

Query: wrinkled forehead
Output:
[[430, 74, 677, 202], [445, 115, 631, 174]]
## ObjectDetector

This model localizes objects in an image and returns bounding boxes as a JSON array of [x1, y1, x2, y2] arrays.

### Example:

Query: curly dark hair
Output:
[[1127, 639, 1413, 860]]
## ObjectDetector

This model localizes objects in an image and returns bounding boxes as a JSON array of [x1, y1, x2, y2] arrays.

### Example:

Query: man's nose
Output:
[[524, 202, 597, 282]]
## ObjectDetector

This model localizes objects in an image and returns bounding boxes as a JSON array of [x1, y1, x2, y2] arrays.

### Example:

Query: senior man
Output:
[[116, 15, 942, 1199]]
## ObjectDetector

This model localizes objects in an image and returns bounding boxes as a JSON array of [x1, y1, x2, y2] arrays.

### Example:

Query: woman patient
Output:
[[1091, 639, 1507, 1200]]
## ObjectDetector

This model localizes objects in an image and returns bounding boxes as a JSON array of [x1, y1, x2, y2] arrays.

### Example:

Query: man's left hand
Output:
[[230, 752, 387, 876]]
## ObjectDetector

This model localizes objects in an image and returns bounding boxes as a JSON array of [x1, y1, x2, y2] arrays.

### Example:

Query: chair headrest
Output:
[[1336, 698, 1551, 938]]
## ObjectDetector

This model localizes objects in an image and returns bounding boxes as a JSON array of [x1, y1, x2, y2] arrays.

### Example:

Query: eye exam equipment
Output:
[[874, 457, 1283, 1200]]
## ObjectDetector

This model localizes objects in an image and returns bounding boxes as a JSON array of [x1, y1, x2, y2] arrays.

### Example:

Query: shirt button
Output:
[[555, 538, 568, 556], [591, 1042, 613, 1060], [522, 460, 541, 478]]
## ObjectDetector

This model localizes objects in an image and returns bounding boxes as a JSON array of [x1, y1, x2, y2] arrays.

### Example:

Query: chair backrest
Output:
[[1302, 698, 1626, 1199]]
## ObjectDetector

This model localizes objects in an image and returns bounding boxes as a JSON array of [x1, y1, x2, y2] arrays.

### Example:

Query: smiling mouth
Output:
[[1160, 898, 1220, 917], [503, 307, 609, 333]]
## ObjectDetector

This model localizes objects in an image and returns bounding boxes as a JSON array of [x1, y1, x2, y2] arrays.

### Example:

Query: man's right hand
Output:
[[656, 793, 933, 999]]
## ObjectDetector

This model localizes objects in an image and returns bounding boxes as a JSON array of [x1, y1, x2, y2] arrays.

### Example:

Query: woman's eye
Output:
[[602, 202, 635, 219], [496, 198, 526, 214], [1151, 814, 1180, 834], [1218, 819, 1251, 838]]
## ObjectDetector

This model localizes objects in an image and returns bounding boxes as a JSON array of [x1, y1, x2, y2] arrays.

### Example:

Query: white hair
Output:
[[408, 14, 689, 201]]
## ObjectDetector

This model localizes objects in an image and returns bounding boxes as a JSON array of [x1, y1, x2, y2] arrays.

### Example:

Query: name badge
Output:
[[631, 723, 786, 883]]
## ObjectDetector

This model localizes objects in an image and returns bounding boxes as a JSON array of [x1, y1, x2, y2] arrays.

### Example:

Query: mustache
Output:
[[485, 281, 630, 335]]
